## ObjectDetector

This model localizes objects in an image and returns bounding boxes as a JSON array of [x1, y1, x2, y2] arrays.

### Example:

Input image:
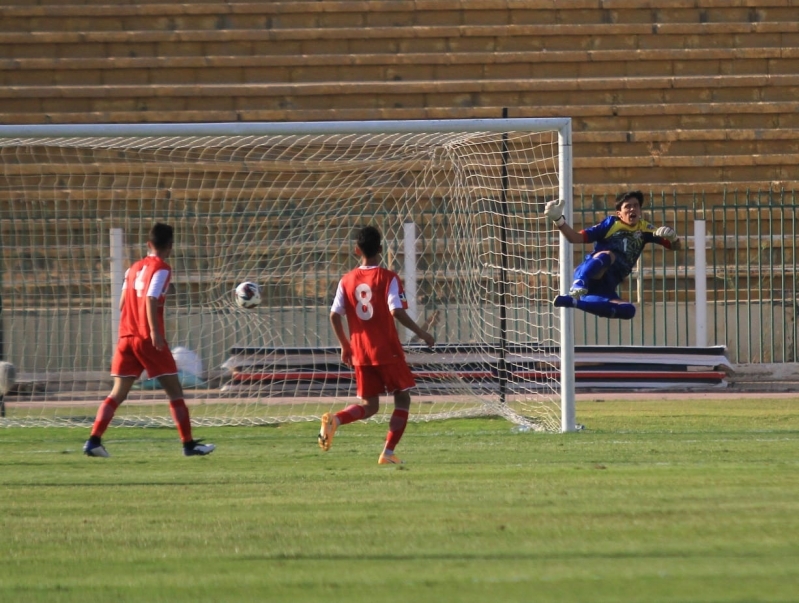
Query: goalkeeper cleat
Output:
[[183, 440, 215, 456], [568, 279, 588, 299], [553, 295, 575, 308], [318, 412, 338, 451], [378, 452, 404, 465], [83, 439, 110, 458]]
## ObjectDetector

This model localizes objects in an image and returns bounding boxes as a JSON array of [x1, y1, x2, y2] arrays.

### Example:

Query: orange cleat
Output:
[[318, 412, 338, 451], [378, 452, 404, 465]]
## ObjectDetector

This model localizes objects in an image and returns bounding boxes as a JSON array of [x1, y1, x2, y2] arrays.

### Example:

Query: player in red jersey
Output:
[[319, 225, 435, 464], [83, 223, 215, 458]]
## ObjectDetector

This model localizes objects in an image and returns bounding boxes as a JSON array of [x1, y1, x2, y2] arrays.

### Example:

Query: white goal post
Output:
[[0, 118, 575, 432]]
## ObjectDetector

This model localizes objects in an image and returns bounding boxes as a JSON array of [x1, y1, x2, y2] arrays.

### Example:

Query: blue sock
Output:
[[553, 295, 575, 308], [573, 254, 613, 284], [575, 295, 636, 320]]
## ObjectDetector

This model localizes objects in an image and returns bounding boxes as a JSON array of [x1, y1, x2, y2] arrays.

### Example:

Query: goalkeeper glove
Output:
[[544, 199, 566, 226], [655, 226, 678, 242]]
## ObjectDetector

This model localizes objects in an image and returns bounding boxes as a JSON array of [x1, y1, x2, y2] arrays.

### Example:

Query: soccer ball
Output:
[[234, 281, 261, 309]]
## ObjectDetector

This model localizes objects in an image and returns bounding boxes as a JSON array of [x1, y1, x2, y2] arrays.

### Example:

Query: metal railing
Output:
[[573, 189, 799, 363], [3, 190, 798, 370]]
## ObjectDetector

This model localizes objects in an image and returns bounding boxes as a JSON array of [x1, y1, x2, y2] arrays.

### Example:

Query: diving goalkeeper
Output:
[[545, 190, 682, 320]]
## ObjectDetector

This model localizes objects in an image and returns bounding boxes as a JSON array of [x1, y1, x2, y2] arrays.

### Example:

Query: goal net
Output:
[[0, 119, 574, 432]]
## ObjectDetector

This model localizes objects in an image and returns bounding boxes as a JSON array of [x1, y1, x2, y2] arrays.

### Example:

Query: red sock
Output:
[[169, 398, 193, 443], [385, 408, 409, 451], [91, 396, 120, 438], [336, 403, 375, 425]]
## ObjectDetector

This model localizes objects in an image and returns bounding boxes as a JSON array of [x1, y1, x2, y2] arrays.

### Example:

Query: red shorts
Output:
[[354, 362, 416, 399], [111, 336, 178, 380]]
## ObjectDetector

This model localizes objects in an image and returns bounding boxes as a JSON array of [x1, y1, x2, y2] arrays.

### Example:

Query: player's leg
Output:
[[555, 268, 636, 319], [156, 372, 215, 456], [319, 366, 381, 451], [554, 291, 636, 319], [575, 295, 636, 319], [319, 396, 379, 450], [379, 389, 411, 465], [569, 251, 615, 298], [335, 396, 380, 424], [377, 362, 416, 465], [158, 373, 191, 442], [85, 338, 141, 457], [138, 338, 213, 456], [84, 375, 137, 457]]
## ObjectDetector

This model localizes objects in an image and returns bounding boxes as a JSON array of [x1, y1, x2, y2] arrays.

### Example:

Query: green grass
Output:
[[1, 397, 798, 602]]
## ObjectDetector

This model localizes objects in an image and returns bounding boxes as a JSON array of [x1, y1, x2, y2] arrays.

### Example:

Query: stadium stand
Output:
[[0, 0, 797, 198]]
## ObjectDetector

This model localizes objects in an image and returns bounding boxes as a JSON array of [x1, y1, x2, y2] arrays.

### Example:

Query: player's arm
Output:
[[329, 312, 353, 367], [329, 280, 353, 366], [119, 268, 129, 311], [387, 276, 435, 347], [145, 295, 165, 351], [544, 199, 585, 244], [392, 308, 435, 347], [145, 268, 170, 351]]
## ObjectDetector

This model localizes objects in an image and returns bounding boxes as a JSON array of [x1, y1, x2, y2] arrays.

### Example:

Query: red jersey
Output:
[[331, 266, 408, 366], [118, 255, 171, 341]]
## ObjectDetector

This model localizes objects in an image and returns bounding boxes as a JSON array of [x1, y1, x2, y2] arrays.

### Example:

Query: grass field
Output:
[[1, 396, 798, 603]]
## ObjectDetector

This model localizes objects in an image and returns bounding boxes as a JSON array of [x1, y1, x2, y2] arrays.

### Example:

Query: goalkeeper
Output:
[[545, 190, 682, 320]]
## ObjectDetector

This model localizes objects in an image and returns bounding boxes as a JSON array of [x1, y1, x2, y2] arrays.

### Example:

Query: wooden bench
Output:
[[1, 0, 794, 33], [1, 0, 796, 200], [1, 20, 797, 57], [2, 45, 792, 88]]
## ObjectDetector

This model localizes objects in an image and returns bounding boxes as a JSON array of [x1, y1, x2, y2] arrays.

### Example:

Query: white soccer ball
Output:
[[235, 281, 261, 309]]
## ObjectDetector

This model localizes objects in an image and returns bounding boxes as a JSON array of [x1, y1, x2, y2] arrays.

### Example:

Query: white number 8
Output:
[[355, 283, 374, 320]]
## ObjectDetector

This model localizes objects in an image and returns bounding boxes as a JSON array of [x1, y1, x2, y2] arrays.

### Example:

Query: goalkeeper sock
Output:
[[553, 295, 575, 308], [385, 408, 409, 451], [612, 303, 637, 320], [336, 403, 376, 425], [573, 253, 613, 283], [575, 295, 637, 320], [90, 396, 120, 438], [168, 398, 193, 443]]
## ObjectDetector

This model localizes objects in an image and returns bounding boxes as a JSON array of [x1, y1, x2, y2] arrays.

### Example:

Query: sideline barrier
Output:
[[222, 344, 732, 395]]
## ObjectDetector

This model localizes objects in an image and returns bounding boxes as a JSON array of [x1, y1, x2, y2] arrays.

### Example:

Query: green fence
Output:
[[572, 189, 799, 363], [3, 189, 798, 370]]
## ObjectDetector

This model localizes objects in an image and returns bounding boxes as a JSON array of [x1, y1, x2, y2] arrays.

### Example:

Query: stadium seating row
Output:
[[0, 0, 797, 196]]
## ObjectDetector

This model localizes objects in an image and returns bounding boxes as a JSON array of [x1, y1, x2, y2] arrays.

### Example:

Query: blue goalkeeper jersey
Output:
[[581, 216, 663, 279]]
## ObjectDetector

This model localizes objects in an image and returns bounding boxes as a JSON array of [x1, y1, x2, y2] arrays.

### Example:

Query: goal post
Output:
[[0, 118, 575, 432]]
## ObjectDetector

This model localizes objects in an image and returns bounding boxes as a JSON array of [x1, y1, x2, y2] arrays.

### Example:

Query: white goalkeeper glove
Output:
[[544, 199, 566, 226], [655, 226, 678, 242]]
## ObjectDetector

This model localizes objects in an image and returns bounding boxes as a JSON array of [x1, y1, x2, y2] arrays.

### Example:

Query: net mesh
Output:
[[0, 125, 565, 430]]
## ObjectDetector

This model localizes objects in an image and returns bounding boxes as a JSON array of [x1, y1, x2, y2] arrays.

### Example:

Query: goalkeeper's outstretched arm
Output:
[[544, 199, 584, 244]]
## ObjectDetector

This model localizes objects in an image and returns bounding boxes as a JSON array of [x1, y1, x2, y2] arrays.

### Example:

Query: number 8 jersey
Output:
[[331, 265, 408, 366]]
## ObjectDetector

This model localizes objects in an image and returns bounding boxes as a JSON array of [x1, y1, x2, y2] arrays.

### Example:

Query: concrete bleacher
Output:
[[4, 199, 796, 308], [2, 0, 798, 316], [0, 0, 798, 198]]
